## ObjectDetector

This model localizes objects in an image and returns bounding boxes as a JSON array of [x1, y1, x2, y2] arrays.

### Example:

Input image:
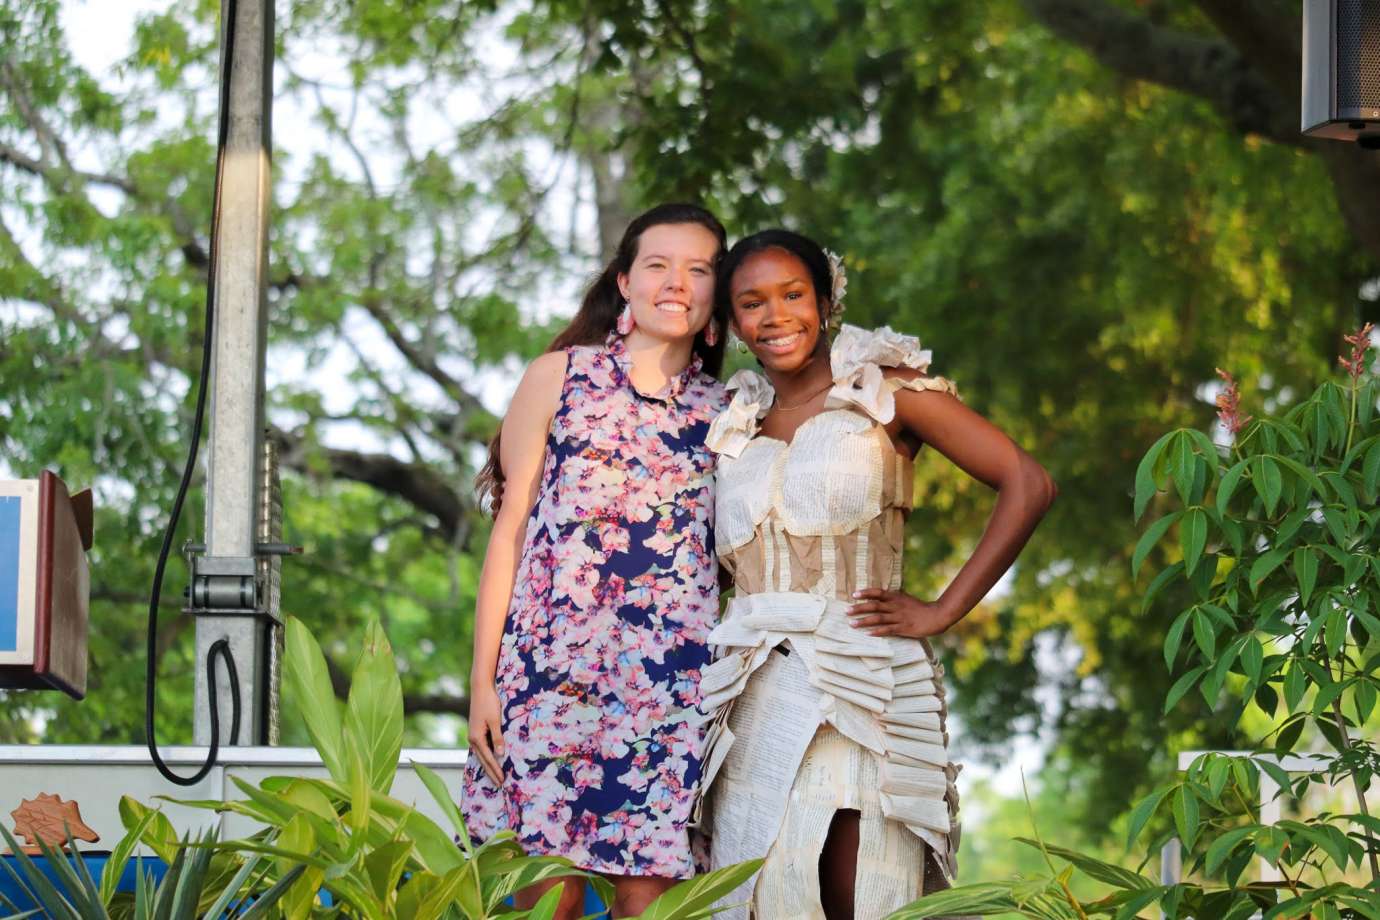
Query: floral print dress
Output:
[[461, 334, 728, 879]]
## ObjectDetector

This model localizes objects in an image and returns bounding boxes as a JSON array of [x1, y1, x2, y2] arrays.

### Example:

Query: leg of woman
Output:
[[513, 876, 586, 920], [608, 874, 677, 918], [818, 809, 861, 920]]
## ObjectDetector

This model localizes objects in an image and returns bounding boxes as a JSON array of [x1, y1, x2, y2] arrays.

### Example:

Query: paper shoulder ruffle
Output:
[[705, 325, 957, 457]]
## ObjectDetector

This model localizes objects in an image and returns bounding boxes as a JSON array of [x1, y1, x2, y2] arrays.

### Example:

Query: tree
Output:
[[0, 0, 613, 743], [1, 0, 1375, 842], [545, 0, 1379, 823]]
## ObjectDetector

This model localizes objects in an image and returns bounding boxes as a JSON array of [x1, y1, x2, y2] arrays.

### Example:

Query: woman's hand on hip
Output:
[[468, 683, 506, 785], [847, 588, 956, 638]]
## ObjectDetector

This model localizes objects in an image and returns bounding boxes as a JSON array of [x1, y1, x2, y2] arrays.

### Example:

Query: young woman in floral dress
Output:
[[461, 204, 730, 919]]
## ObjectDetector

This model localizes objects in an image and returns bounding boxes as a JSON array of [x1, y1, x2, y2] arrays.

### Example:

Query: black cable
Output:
[[145, 0, 243, 786]]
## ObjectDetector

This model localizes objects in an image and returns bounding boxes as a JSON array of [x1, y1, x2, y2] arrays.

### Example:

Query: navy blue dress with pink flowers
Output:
[[461, 335, 728, 878]]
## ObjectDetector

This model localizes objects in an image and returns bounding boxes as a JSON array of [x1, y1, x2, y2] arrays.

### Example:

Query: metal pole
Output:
[[194, 0, 274, 746]]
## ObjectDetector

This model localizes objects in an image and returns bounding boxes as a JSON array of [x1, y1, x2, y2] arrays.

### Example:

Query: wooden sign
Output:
[[0, 471, 92, 698]]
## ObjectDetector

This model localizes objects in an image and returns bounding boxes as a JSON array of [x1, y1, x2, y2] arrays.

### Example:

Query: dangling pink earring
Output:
[[616, 300, 634, 335], [704, 319, 719, 347]]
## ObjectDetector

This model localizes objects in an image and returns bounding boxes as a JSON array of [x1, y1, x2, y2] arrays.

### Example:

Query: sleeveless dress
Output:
[[698, 325, 963, 919], [461, 335, 728, 878]]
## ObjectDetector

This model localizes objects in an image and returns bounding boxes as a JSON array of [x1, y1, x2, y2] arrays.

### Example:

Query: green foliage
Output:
[[2, 0, 1378, 844], [1, 617, 761, 919], [0, 821, 303, 920], [898, 341, 1380, 916]]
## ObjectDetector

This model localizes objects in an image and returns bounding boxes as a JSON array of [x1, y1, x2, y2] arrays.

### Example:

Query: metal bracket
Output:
[[181, 542, 296, 622]]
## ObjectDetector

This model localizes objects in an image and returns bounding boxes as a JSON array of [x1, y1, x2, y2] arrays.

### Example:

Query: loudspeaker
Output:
[[1303, 0, 1380, 146]]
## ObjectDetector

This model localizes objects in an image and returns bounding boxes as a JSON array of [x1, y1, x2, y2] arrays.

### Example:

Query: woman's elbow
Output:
[[1019, 453, 1057, 515]]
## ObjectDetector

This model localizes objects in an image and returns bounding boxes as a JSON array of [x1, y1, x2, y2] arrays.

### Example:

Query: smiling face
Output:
[[616, 222, 720, 344], [728, 247, 830, 374]]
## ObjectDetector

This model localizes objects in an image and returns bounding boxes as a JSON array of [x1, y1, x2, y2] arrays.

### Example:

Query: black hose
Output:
[[144, 0, 243, 786]]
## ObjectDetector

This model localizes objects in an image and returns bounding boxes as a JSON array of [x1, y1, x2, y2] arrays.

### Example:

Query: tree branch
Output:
[[270, 427, 473, 547], [357, 294, 487, 419], [1190, 1, 1300, 95], [1021, 0, 1300, 145]]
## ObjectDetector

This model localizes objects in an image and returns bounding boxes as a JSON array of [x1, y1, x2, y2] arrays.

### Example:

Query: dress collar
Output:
[[605, 332, 704, 403], [704, 324, 950, 458]]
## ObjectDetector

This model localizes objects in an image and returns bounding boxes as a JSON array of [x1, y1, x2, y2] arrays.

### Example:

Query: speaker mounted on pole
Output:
[[1303, 0, 1380, 147]]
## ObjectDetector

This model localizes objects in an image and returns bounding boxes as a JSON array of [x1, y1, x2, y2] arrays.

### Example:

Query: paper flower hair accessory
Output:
[[823, 248, 848, 328]]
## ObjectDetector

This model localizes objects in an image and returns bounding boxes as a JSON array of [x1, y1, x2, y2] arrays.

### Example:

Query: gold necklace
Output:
[[773, 380, 834, 412]]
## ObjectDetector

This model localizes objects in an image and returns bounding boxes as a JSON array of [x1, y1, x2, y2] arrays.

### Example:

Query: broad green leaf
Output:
[[1241, 634, 1263, 686], [1125, 786, 1171, 850], [1185, 428, 1221, 477], [1141, 562, 1185, 613], [285, 616, 348, 785], [1215, 457, 1250, 516], [281, 778, 341, 825], [1134, 431, 1177, 522], [1180, 508, 1208, 576], [235, 864, 308, 920], [1132, 512, 1179, 578], [526, 883, 566, 920], [117, 796, 180, 865], [416, 865, 471, 919], [344, 618, 405, 795], [365, 791, 464, 875], [1274, 455, 1326, 499], [1165, 666, 1206, 713], [364, 840, 413, 905], [1256, 823, 1291, 871], [1191, 608, 1216, 659], [882, 882, 1019, 918], [636, 858, 766, 919], [1254, 757, 1295, 798], [1354, 678, 1377, 725], [1172, 785, 1200, 850], [1172, 433, 1196, 505], [1324, 608, 1347, 657], [1323, 506, 1350, 546], [1364, 439, 1380, 496], [1273, 506, 1311, 547], [1011, 839, 1155, 890], [1284, 664, 1307, 712], [1164, 609, 1191, 670], [1249, 547, 1289, 589], [100, 810, 157, 906], [1253, 456, 1282, 516], [347, 744, 372, 840], [1293, 546, 1319, 607], [413, 761, 469, 846], [1275, 714, 1306, 755], [1205, 826, 1256, 875]]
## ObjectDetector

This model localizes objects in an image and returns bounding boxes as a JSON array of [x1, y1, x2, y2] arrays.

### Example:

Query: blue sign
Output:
[[0, 495, 21, 652]]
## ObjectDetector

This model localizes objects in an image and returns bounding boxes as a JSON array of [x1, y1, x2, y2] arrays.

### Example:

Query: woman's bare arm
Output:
[[468, 350, 566, 781], [850, 371, 1057, 637]]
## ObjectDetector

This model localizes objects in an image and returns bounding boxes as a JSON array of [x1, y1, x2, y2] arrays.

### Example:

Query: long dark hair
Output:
[[476, 203, 729, 516], [715, 228, 834, 323]]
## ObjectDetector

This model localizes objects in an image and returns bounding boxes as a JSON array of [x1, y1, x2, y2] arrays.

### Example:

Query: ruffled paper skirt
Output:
[[698, 593, 962, 919]]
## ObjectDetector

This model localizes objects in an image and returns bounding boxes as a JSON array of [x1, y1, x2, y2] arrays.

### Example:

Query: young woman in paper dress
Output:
[[699, 229, 1056, 920], [461, 203, 730, 919]]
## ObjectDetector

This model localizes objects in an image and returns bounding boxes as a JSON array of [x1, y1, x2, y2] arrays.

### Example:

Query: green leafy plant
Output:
[[892, 325, 1380, 918], [0, 819, 302, 920], [190, 615, 763, 918], [2, 615, 760, 919]]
